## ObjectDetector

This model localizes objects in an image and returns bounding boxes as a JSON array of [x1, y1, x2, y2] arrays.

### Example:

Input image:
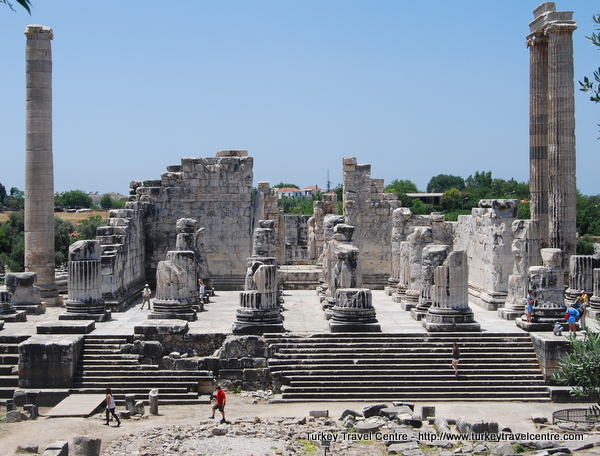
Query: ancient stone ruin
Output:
[[2, 3, 595, 412], [233, 220, 284, 334]]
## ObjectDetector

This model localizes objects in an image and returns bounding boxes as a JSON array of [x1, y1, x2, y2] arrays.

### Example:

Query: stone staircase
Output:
[[71, 335, 213, 405], [0, 335, 30, 403], [265, 332, 551, 402]]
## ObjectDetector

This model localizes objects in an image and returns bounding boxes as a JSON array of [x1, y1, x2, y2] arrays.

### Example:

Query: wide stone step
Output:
[[0, 335, 30, 344], [82, 347, 125, 354], [0, 355, 19, 364], [80, 353, 142, 360], [268, 358, 539, 367], [278, 391, 552, 402], [271, 344, 535, 353], [264, 332, 532, 341], [285, 380, 546, 389], [271, 351, 537, 359], [0, 375, 19, 387], [73, 386, 193, 394], [0, 386, 16, 399], [0, 345, 20, 354], [0, 365, 16, 375], [284, 373, 545, 382], [74, 377, 205, 386], [75, 373, 208, 380], [75, 368, 209, 376], [78, 359, 143, 366], [75, 365, 161, 373]]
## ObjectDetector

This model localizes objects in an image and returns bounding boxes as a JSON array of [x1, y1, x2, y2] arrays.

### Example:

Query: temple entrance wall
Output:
[[131, 151, 256, 290]]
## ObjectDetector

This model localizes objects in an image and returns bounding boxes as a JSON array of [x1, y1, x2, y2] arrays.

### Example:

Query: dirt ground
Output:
[[0, 395, 593, 456]]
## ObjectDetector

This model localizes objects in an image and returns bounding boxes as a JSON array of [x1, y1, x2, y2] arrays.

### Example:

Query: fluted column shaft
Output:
[[547, 23, 577, 262], [529, 35, 549, 248]]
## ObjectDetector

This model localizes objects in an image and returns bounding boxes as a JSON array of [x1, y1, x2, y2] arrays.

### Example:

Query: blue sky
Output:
[[1, 1, 598, 196]]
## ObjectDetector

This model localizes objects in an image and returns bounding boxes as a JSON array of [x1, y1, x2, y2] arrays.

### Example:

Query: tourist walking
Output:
[[565, 302, 580, 336], [579, 292, 588, 330], [141, 284, 152, 310], [526, 289, 535, 323], [451, 342, 460, 376], [209, 385, 227, 423], [104, 388, 121, 427], [198, 278, 205, 303]]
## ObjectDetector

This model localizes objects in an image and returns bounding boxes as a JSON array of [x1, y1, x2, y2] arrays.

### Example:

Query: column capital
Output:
[[24, 24, 53, 40]]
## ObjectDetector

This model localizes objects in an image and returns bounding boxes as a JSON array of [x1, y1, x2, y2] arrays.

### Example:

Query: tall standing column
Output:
[[528, 26, 549, 249], [24, 25, 58, 304], [527, 3, 577, 270], [547, 18, 577, 263]]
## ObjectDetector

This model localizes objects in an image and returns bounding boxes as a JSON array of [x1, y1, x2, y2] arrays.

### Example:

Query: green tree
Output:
[[55, 190, 93, 209], [0, 211, 25, 271], [1, 0, 31, 13], [54, 217, 76, 266], [76, 214, 104, 241], [0, 182, 7, 208], [552, 319, 600, 417], [4, 187, 24, 210], [100, 194, 127, 209], [579, 11, 600, 133], [384, 179, 419, 208], [410, 199, 434, 215], [427, 174, 465, 193], [441, 188, 462, 211], [273, 183, 299, 189], [577, 191, 600, 236], [385, 179, 419, 194]]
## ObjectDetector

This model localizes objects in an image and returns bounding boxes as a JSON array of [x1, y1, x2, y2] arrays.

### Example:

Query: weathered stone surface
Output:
[[19, 335, 83, 388], [354, 421, 383, 433], [362, 403, 388, 418], [72, 436, 102, 456], [134, 320, 189, 335]]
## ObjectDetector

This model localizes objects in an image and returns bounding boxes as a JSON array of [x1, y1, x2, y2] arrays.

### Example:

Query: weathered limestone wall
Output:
[[18, 335, 84, 388], [96, 204, 147, 310], [454, 200, 519, 310], [133, 151, 255, 289], [284, 215, 310, 264], [388, 208, 455, 301], [342, 157, 399, 288]]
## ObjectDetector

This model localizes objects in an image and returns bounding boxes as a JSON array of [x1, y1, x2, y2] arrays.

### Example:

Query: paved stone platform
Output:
[[1, 289, 598, 337]]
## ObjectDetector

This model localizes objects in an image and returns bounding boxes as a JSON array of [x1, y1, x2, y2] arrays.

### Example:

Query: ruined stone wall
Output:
[[342, 157, 399, 288], [96, 204, 147, 310], [453, 200, 519, 310], [132, 151, 255, 289], [284, 215, 310, 264]]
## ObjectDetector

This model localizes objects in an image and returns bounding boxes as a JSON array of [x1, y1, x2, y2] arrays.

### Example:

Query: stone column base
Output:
[[330, 321, 381, 332], [400, 301, 417, 311], [497, 308, 523, 321], [423, 309, 480, 332]]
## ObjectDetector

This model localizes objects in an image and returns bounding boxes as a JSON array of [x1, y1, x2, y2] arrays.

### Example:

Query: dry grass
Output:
[[0, 210, 107, 224]]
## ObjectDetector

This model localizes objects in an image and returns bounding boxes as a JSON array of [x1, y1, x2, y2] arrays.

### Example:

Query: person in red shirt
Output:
[[209, 385, 227, 423]]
